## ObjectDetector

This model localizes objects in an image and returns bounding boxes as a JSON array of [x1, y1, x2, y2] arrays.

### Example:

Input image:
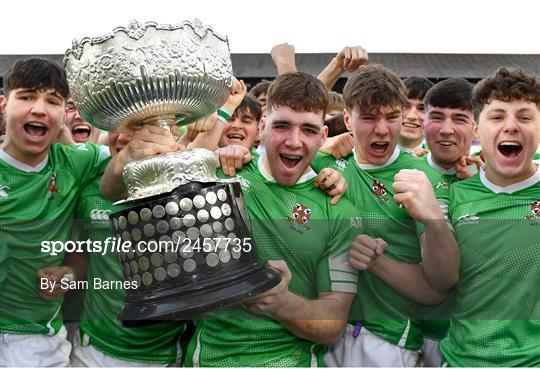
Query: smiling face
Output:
[[262, 105, 327, 186], [345, 105, 402, 165], [479, 99, 540, 186], [65, 97, 99, 144], [0, 88, 66, 166], [400, 98, 425, 147], [218, 108, 259, 149], [425, 106, 477, 168]]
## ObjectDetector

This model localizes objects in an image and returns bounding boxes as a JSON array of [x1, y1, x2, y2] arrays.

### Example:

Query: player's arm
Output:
[[393, 169, 459, 292], [349, 234, 447, 305], [245, 260, 354, 345], [317, 46, 368, 89], [37, 252, 89, 300], [100, 125, 181, 201], [188, 78, 247, 151], [319, 132, 354, 159], [271, 43, 297, 75]]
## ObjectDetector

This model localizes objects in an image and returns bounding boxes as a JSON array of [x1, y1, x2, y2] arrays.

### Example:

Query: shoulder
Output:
[[51, 143, 109, 163]]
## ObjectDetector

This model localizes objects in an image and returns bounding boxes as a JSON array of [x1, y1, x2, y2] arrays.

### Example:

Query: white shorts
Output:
[[69, 331, 166, 367], [324, 323, 420, 367], [0, 325, 71, 367], [421, 338, 442, 367]]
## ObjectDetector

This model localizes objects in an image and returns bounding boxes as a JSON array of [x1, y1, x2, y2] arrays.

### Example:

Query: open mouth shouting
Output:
[[279, 153, 302, 168], [71, 124, 93, 143], [497, 140, 523, 158], [24, 122, 48, 139], [370, 141, 390, 156], [226, 132, 246, 144]]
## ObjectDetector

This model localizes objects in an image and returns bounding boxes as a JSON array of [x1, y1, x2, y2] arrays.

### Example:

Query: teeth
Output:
[[403, 122, 419, 128], [373, 142, 388, 145], [73, 125, 90, 132], [28, 122, 45, 128], [282, 154, 301, 160], [439, 141, 453, 146], [499, 141, 521, 146]]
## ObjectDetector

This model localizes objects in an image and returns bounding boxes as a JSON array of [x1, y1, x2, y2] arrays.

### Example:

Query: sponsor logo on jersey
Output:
[[456, 213, 480, 225], [524, 200, 540, 224], [236, 175, 251, 190], [371, 180, 390, 202], [0, 185, 9, 199], [335, 158, 347, 171], [436, 181, 449, 189], [287, 203, 312, 233], [76, 143, 89, 151], [90, 209, 111, 221]]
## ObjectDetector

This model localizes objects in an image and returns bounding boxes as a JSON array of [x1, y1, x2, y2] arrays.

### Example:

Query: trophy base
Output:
[[119, 262, 281, 326]]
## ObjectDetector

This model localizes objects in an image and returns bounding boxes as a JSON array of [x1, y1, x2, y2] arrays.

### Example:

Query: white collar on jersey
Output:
[[480, 164, 540, 194], [427, 152, 479, 176], [257, 153, 317, 184], [0, 149, 48, 172], [353, 145, 400, 170], [427, 153, 457, 175]]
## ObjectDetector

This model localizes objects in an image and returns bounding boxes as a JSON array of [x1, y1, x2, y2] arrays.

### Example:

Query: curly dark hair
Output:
[[472, 67, 540, 121]]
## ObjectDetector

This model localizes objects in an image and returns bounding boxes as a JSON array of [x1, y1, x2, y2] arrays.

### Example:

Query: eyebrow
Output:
[[453, 113, 471, 120], [272, 120, 321, 131], [516, 108, 536, 115]]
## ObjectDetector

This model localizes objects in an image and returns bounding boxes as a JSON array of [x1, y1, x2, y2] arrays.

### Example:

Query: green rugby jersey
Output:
[[185, 155, 362, 367], [0, 143, 108, 335], [77, 172, 186, 364], [440, 167, 540, 367], [311, 147, 449, 350], [418, 153, 478, 341]]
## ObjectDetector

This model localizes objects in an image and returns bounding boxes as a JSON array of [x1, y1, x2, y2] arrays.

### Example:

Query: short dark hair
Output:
[[249, 80, 272, 98], [267, 72, 329, 116], [403, 76, 434, 100], [328, 91, 345, 112], [472, 67, 540, 121], [424, 78, 474, 112], [343, 64, 408, 113], [233, 94, 262, 122], [325, 113, 348, 137], [4, 58, 69, 99]]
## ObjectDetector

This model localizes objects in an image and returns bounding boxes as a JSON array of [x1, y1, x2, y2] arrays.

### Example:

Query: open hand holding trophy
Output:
[[64, 19, 281, 324]]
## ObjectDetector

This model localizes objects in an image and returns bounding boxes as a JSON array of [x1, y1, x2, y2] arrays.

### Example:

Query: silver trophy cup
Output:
[[64, 20, 280, 324]]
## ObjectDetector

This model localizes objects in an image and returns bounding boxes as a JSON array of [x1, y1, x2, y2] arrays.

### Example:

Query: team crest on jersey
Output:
[[524, 200, 540, 225], [46, 172, 60, 200], [0, 185, 9, 199], [287, 203, 312, 233], [371, 180, 390, 202]]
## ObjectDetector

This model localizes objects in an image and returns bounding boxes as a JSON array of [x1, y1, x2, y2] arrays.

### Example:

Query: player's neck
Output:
[[0, 141, 48, 168], [484, 163, 538, 188], [398, 137, 422, 149], [432, 156, 455, 170]]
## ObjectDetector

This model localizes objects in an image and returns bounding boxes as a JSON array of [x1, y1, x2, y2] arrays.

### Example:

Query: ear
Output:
[[343, 109, 353, 132], [472, 122, 479, 141], [0, 95, 7, 112], [321, 124, 328, 144], [258, 117, 267, 141]]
